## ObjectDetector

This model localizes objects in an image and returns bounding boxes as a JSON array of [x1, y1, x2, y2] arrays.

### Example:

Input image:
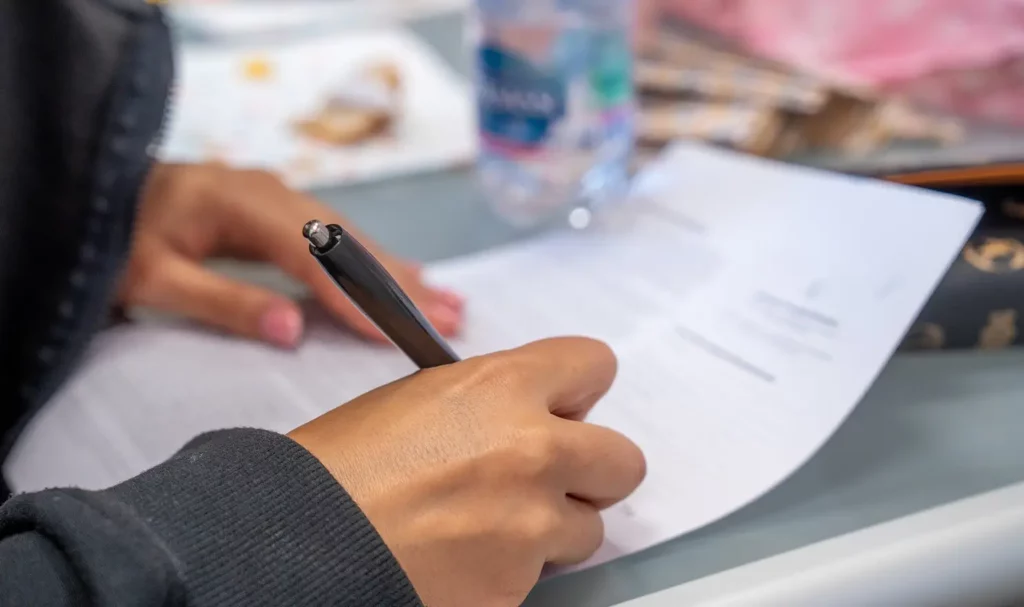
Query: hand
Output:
[[289, 337, 646, 607], [117, 163, 464, 347]]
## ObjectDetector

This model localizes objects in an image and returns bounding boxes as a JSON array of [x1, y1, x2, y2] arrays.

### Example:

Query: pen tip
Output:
[[303, 220, 330, 249]]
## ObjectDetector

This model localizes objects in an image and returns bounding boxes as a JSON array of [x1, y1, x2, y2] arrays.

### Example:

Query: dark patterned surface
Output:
[[902, 183, 1024, 351]]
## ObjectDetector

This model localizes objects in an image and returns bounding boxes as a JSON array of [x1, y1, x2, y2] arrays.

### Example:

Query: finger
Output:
[[134, 253, 304, 348], [554, 419, 646, 509], [546, 497, 604, 566], [400, 263, 466, 314], [506, 337, 618, 420], [214, 173, 463, 339], [435, 287, 465, 312], [300, 253, 463, 342], [296, 217, 463, 339]]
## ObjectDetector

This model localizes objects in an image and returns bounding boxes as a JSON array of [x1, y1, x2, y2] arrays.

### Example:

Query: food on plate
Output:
[[294, 60, 402, 145]]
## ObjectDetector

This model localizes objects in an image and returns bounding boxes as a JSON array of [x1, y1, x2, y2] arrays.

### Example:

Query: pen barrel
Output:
[[313, 230, 460, 369]]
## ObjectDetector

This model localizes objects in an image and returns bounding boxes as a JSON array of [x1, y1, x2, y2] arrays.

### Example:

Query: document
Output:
[[4, 143, 982, 573]]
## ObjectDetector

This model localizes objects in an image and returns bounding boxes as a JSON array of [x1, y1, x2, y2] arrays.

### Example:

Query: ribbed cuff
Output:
[[103, 428, 421, 607]]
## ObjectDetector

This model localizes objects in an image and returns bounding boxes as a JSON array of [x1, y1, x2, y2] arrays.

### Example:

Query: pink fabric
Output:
[[664, 0, 1024, 83], [660, 0, 1024, 123], [885, 57, 1024, 125]]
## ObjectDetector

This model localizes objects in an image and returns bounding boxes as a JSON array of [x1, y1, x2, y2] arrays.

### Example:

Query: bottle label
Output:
[[476, 26, 633, 159], [477, 43, 568, 155]]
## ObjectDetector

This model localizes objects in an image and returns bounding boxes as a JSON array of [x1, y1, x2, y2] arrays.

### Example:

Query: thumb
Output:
[[132, 254, 304, 348]]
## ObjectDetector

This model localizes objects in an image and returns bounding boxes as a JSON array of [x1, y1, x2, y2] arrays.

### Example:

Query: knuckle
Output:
[[521, 503, 561, 544], [511, 427, 562, 479]]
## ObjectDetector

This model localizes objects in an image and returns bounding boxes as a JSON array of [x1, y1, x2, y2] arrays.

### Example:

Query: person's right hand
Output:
[[289, 337, 646, 607]]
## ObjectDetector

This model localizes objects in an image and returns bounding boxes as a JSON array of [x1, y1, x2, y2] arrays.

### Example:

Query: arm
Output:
[[0, 429, 421, 607]]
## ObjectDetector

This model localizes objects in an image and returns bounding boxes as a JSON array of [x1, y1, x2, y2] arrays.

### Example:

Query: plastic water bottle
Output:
[[471, 0, 636, 228]]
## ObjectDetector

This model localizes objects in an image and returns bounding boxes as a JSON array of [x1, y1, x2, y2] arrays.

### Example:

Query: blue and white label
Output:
[[475, 27, 633, 159], [477, 43, 568, 154]]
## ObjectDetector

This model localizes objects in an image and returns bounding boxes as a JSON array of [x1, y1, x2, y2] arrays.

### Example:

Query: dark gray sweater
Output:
[[1, 430, 420, 606], [0, 1, 421, 604]]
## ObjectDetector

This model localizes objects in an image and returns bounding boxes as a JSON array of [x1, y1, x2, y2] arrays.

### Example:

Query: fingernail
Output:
[[260, 301, 304, 348]]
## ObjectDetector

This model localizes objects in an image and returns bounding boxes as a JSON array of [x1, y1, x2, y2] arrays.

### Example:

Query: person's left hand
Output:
[[117, 163, 464, 348]]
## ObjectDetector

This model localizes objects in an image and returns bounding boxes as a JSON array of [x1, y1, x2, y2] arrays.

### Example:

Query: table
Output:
[[213, 12, 1024, 606]]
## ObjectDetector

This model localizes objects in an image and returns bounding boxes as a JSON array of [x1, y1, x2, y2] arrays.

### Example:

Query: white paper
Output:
[[4, 143, 981, 573], [160, 28, 475, 189]]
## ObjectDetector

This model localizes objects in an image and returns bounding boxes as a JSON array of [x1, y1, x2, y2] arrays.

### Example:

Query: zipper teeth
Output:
[[149, 6, 177, 156], [150, 76, 177, 156]]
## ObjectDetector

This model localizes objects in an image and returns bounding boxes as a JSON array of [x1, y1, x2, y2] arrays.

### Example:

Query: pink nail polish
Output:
[[260, 302, 304, 348]]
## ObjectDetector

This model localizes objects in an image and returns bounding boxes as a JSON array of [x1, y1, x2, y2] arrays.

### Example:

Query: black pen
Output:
[[302, 219, 460, 369]]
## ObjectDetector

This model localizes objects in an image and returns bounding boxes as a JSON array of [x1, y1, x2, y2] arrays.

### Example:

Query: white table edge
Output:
[[616, 480, 1024, 606]]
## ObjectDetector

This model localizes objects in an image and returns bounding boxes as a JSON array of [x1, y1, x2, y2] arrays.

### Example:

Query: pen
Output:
[[302, 219, 461, 369]]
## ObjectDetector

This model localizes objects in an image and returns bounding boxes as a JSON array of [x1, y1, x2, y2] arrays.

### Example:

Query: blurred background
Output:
[[159, 0, 1024, 351], [161, 0, 1024, 181]]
